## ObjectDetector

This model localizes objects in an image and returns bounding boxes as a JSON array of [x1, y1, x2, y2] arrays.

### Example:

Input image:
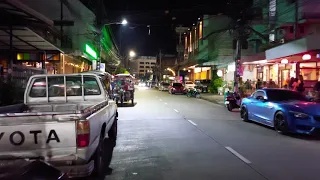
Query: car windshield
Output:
[[173, 83, 182, 87], [185, 82, 193, 84], [266, 90, 308, 101]]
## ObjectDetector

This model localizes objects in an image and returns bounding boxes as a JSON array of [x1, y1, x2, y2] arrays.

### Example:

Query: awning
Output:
[[0, 0, 63, 51], [0, 27, 62, 51]]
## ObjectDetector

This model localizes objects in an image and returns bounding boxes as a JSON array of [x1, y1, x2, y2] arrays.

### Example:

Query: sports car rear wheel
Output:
[[240, 107, 249, 122], [274, 111, 289, 134]]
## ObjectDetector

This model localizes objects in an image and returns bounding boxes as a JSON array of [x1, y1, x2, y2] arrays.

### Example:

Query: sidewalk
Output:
[[200, 93, 225, 105]]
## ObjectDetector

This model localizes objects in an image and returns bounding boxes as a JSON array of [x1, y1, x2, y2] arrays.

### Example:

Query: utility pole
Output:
[[96, 0, 103, 70], [294, 0, 299, 40], [233, 18, 248, 93], [159, 49, 162, 81], [234, 35, 242, 93]]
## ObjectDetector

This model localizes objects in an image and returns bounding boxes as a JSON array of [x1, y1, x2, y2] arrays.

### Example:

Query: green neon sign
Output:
[[85, 44, 97, 59]]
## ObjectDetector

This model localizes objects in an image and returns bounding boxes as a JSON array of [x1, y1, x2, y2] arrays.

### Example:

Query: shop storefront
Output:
[[14, 51, 62, 74], [193, 66, 211, 80]]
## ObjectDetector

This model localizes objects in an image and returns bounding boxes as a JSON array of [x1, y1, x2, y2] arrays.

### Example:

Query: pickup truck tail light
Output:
[[76, 121, 90, 148]]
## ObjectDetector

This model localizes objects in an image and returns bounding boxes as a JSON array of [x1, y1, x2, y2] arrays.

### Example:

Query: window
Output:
[[29, 75, 101, 97], [66, 76, 82, 96], [46, 54, 60, 61], [252, 91, 265, 98], [83, 76, 101, 95], [139, 62, 144, 64], [173, 83, 182, 87], [139, 70, 144, 72], [199, 21, 203, 39], [300, 62, 316, 68], [139, 66, 144, 68], [146, 62, 150, 64], [266, 90, 307, 101], [29, 78, 46, 97], [300, 69, 318, 80], [146, 66, 150, 68], [151, 62, 155, 65]]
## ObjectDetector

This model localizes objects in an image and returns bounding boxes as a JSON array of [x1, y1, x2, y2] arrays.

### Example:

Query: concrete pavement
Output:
[[107, 87, 320, 180]]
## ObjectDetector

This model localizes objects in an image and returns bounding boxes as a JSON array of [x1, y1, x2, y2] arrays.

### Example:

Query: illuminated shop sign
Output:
[[17, 53, 38, 61], [85, 44, 97, 60]]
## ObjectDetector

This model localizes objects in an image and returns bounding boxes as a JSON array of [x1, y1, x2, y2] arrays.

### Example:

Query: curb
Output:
[[200, 96, 224, 106]]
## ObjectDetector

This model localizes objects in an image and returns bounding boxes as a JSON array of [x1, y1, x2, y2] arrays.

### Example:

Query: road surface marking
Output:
[[164, 102, 168, 105], [225, 147, 251, 164], [174, 109, 179, 113], [188, 120, 197, 126], [159, 99, 162, 101]]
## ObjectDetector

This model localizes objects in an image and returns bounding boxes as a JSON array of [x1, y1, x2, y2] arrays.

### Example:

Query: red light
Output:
[[302, 54, 311, 60], [77, 134, 90, 147]]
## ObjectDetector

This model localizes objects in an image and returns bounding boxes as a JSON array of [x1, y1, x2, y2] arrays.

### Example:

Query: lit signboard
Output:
[[85, 44, 97, 59]]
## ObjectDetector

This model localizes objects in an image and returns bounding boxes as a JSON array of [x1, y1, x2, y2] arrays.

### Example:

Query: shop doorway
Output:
[[280, 69, 290, 88]]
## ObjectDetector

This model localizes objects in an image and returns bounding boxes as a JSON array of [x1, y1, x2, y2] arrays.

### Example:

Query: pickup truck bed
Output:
[[0, 73, 118, 178]]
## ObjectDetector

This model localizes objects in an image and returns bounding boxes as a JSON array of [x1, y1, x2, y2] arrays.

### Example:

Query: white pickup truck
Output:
[[0, 73, 118, 178]]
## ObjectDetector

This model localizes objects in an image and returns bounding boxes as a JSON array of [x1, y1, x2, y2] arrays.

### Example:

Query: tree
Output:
[[113, 64, 129, 74]]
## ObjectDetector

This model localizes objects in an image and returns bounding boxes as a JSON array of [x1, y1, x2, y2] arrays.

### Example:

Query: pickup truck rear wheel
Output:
[[92, 137, 107, 178], [108, 119, 117, 147], [92, 137, 115, 178]]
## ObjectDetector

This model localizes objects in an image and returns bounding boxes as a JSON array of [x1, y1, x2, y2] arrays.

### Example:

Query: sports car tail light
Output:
[[76, 121, 90, 148]]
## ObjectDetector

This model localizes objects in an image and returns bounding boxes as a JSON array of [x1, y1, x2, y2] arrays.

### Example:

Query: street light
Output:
[[129, 50, 136, 58], [96, 19, 128, 70], [121, 19, 128, 25]]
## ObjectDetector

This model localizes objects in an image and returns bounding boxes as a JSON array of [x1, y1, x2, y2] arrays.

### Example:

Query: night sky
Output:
[[81, 0, 252, 56]]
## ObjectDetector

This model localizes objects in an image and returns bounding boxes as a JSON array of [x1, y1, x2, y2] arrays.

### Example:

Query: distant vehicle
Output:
[[149, 81, 157, 88], [168, 82, 186, 94], [241, 88, 320, 135], [158, 82, 170, 91], [195, 80, 211, 93], [184, 81, 195, 89], [113, 74, 135, 106]]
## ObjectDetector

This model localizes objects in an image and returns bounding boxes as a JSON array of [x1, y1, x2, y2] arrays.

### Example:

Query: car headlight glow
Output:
[[289, 111, 309, 118]]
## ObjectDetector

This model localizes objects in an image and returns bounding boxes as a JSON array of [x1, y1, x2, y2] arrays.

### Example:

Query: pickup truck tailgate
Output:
[[0, 120, 77, 158]]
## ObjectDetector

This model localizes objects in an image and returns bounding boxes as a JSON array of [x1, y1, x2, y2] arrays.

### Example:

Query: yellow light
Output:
[[166, 68, 176, 76], [17, 53, 23, 60]]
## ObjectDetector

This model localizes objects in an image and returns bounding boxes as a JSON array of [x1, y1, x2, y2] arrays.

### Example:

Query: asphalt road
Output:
[[107, 86, 320, 180]]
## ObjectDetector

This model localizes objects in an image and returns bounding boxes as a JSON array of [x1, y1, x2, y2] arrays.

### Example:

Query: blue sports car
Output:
[[240, 88, 320, 135]]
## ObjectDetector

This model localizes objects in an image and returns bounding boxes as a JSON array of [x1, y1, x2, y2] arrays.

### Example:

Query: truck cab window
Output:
[[84, 76, 101, 95], [29, 78, 46, 97]]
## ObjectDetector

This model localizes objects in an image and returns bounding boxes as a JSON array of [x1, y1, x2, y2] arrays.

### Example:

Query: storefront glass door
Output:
[[281, 70, 289, 88]]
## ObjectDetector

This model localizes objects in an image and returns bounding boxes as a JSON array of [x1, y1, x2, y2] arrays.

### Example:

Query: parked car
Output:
[[184, 81, 195, 89], [240, 88, 320, 135], [0, 73, 118, 178], [159, 82, 170, 91], [195, 80, 211, 93], [168, 82, 186, 94]]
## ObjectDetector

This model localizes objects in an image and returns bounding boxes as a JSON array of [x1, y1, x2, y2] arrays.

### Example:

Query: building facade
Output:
[[183, 14, 258, 83], [135, 56, 156, 76], [0, 0, 118, 79], [242, 0, 320, 90]]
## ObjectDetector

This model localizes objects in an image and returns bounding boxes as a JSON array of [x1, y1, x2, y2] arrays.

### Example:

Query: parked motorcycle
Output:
[[186, 88, 201, 98], [225, 91, 241, 111]]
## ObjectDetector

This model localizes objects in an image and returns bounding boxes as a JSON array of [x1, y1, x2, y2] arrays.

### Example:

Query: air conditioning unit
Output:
[[280, 39, 285, 43]]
